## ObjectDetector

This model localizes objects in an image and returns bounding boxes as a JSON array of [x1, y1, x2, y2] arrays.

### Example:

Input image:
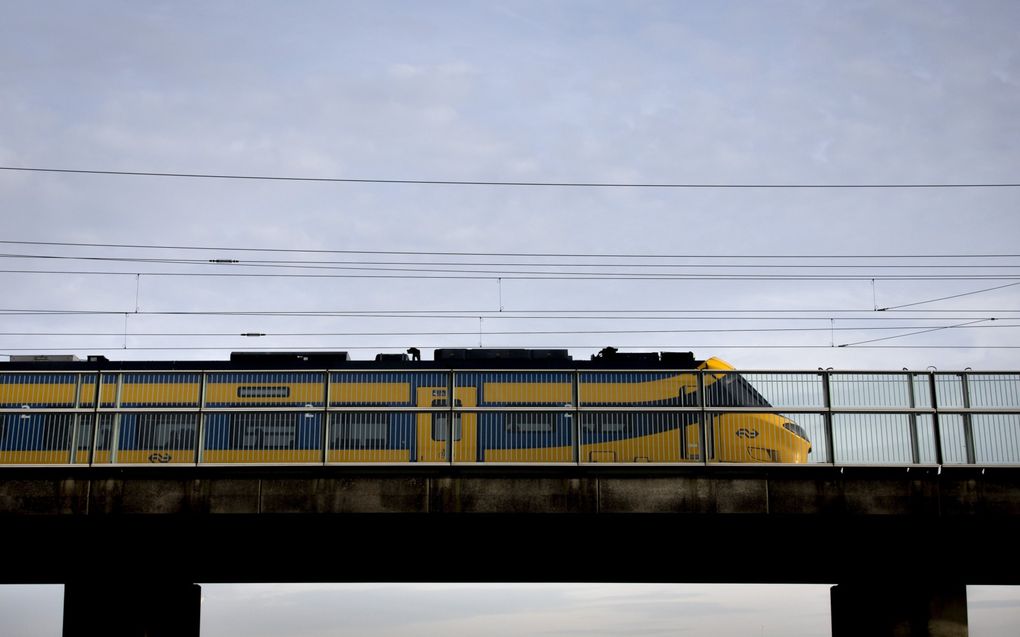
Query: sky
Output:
[[2, 583, 1020, 637], [0, 1, 1019, 369], [2, 1, 1020, 634]]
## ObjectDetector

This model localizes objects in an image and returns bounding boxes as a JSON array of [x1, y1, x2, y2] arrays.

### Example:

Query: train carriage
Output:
[[0, 349, 812, 465]]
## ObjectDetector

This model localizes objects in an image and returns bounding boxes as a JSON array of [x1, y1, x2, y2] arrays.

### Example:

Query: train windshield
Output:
[[707, 374, 772, 408]]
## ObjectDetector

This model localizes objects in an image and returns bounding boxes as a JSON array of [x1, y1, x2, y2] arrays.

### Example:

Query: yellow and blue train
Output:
[[0, 349, 811, 465]]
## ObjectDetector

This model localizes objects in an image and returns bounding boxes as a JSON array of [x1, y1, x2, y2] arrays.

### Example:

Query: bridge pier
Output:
[[63, 582, 201, 637], [830, 583, 968, 637]]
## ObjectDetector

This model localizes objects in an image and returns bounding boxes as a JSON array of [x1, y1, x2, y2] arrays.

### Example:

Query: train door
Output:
[[452, 387, 477, 463], [680, 416, 718, 462], [415, 386, 477, 462]]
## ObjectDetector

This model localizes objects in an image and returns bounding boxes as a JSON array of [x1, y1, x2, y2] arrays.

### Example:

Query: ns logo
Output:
[[735, 428, 760, 439]]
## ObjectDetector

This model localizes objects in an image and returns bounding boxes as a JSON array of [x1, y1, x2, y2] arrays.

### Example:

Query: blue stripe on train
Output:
[[0, 373, 78, 384], [0, 413, 74, 451], [199, 412, 417, 453]]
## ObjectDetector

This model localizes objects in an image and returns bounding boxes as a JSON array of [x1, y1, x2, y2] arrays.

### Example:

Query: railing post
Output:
[[697, 370, 709, 465], [88, 372, 103, 466], [109, 373, 124, 464], [960, 372, 976, 464], [906, 373, 920, 464], [68, 372, 83, 464], [929, 372, 944, 466], [195, 372, 207, 465], [321, 371, 331, 466], [448, 370, 455, 465], [573, 370, 581, 465], [822, 371, 835, 465]]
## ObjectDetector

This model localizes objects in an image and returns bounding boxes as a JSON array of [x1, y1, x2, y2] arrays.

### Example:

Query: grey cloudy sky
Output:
[[1, 1, 1019, 369], [2, 2, 1020, 634], [3, 583, 1020, 636]]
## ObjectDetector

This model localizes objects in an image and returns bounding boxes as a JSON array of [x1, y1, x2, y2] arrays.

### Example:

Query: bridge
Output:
[[2, 365, 1019, 635]]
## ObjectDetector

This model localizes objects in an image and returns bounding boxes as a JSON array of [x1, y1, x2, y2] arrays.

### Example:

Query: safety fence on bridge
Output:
[[0, 369, 1018, 466]]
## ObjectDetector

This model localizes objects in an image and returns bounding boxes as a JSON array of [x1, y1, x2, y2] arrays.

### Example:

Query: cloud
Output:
[[0, 1, 1018, 370], [198, 584, 831, 637]]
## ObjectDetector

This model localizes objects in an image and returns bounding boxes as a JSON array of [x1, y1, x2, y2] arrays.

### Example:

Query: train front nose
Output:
[[734, 414, 812, 463], [776, 418, 812, 462]]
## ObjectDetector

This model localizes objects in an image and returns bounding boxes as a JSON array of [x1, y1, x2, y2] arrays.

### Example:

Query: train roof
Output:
[[1, 348, 703, 371]]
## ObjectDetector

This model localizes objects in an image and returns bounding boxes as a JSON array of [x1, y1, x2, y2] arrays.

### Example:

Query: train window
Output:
[[677, 388, 699, 407], [40, 415, 73, 450], [237, 386, 290, 398], [76, 420, 94, 450], [598, 420, 629, 434], [136, 413, 197, 449], [506, 413, 555, 433], [581, 416, 629, 434], [87, 415, 114, 450], [431, 398, 462, 441], [333, 414, 389, 449], [230, 413, 297, 449], [707, 374, 771, 408]]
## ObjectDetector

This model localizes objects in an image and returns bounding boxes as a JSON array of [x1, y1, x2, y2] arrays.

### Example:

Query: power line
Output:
[[4, 268, 1020, 281], [879, 282, 1020, 311], [838, 318, 996, 347], [3, 345, 1019, 353], [3, 165, 1019, 188], [2, 308, 1019, 319], [4, 252, 1020, 270], [2, 240, 1018, 259], [2, 323, 1016, 338]]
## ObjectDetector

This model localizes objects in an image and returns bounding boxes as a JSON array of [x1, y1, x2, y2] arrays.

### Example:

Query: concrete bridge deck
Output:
[[2, 464, 1018, 585]]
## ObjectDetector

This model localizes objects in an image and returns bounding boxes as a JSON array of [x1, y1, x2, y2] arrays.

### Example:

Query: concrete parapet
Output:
[[431, 475, 595, 513], [598, 476, 767, 513], [261, 476, 429, 513], [0, 477, 86, 515], [1, 465, 1020, 518]]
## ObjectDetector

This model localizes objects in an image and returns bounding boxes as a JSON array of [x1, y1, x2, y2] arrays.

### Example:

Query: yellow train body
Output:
[[0, 354, 811, 465]]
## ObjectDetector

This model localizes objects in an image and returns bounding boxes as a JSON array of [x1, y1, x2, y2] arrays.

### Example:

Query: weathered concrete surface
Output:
[[91, 478, 194, 514], [1, 465, 1019, 586], [941, 470, 1020, 516], [0, 477, 87, 515], [598, 476, 768, 513], [840, 469, 941, 516], [261, 476, 428, 513], [198, 478, 261, 514], [765, 475, 845, 515], [431, 476, 596, 513], [0, 465, 1017, 517]]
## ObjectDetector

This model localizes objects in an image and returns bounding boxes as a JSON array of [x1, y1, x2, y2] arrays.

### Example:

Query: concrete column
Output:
[[63, 582, 201, 637], [831, 583, 967, 637]]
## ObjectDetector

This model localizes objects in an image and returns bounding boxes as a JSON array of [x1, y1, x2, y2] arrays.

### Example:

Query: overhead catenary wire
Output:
[[3, 312, 1020, 326], [4, 345, 1020, 354], [837, 318, 996, 347], [878, 281, 1020, 311], [3, 165, 1020, 188], [2, 239, 1019, 259], [2, 308, 1019, 319], [2, 322, 1016, 338], [4, 250, 1020, 280], [4, 252, 1020, 270], [4, 268, 1020, 281]]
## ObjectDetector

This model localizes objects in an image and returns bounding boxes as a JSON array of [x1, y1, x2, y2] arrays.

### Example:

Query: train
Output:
[[0, 348, 812, 465]]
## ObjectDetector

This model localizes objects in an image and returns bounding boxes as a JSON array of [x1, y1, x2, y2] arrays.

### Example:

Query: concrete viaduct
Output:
[[2, 464, 1020, 636]]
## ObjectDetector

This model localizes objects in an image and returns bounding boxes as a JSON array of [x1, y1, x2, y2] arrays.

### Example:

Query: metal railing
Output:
[[1, 369, 1018, 466]]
